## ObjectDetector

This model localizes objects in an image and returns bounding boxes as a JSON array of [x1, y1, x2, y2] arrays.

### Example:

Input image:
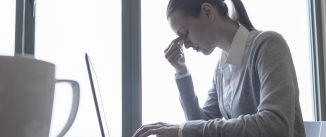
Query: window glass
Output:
[[0, 0, 15, 55], [242, 0, 314, 120], [35, 0, 121, 136]]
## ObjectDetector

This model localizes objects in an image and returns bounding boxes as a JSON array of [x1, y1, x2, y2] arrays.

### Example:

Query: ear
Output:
[[201, 3, 215, 21]]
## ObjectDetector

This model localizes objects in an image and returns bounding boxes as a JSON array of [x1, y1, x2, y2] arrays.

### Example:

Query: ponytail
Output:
[[230, 0, 255, 31]]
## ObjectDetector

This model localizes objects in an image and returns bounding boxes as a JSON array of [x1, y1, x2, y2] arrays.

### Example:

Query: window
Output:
[[142, 0, 314, 125], [141, 0, 184, 124], [35, 0, 121, 136], [9, 0, 318, 135], [0, 0, 15, 55]]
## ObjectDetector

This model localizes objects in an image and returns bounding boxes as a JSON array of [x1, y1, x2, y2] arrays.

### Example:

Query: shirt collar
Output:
[[224, 25, 250, 65]]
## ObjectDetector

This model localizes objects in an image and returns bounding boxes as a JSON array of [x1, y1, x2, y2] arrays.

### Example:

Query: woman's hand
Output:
[[164, 37, 188, 74], [132, 122, 179, 137]]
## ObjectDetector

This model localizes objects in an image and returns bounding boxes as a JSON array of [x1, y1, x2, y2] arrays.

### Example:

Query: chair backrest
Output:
[[304, 121, 326, 137]]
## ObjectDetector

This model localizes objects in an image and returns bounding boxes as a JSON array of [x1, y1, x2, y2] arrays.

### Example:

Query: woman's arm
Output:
[[176, 70, 223, 120]]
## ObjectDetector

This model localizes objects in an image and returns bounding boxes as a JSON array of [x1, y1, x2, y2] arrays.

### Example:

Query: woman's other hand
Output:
[[164, 37, 188, 74], [132, 122, 179, 137]]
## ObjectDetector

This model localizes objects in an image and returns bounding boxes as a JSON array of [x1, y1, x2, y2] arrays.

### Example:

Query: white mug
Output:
[[0, 55, 80, 137]]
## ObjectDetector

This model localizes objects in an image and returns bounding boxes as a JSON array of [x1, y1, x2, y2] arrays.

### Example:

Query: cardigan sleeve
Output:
[[176, 70, 223, 121]]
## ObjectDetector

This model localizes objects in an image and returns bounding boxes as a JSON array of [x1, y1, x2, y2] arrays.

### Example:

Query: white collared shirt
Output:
[[220, 25, 249, 116]]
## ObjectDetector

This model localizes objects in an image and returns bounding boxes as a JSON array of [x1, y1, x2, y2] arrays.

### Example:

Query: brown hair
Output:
[[167, 0, 255, 31]]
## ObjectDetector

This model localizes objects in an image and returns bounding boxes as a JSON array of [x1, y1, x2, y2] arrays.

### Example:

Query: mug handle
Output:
[[55, 79, 80, 137]]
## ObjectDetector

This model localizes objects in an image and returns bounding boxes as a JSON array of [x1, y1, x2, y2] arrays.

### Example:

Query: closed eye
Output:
[[183, 30, 189, 38]]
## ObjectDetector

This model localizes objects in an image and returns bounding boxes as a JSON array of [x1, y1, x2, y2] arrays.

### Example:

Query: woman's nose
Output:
[[184, 44, 190, 49]]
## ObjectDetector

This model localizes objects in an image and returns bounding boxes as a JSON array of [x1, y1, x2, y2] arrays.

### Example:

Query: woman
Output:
[[132, 0, 306, 137]]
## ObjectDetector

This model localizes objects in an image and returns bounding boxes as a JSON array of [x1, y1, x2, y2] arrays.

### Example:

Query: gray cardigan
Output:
[[176, 30, 306, 137]]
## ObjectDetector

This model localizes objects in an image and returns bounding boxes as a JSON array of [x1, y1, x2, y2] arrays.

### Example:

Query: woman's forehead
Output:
[[168, 10, 190, 33]]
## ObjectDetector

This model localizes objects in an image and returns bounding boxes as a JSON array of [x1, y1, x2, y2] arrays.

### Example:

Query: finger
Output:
[[166, 47, 181, 59], [165, 46, 183, 60], [147, 122, 167, 126], [132, 125, 164, 137], [133, 125, 162, 137], [139, 127, 167, 137], [165, 44, 181, 59], [169, 48, 184, 62], [164, 37, 184, 54], [169, 53, 181, 65], [164, 37, 183, 53], [132, 122, 172, 137], [167, 49, 182, 64], [164, 41, 174, 53]]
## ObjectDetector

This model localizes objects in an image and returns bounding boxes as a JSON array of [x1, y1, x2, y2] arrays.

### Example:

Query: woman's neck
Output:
[[215, 18, 240, 53]]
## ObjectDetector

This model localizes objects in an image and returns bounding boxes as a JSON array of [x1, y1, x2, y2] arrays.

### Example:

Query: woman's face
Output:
[[168, 9, 217, 55]]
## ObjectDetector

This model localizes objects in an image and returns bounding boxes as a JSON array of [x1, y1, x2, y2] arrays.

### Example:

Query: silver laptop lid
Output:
[[85, 53, 110, 137]]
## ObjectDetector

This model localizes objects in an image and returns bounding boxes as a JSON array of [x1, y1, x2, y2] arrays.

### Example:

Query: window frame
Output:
[[308, 0, 326, 121], [121, 0, 142, 136], [15, 0, 35, 56]]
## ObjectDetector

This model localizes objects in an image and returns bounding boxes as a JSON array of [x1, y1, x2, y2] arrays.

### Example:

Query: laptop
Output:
[[85, 53, 111, 137]]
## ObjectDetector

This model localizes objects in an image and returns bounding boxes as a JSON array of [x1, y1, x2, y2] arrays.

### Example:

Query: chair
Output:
[[304, 121, 326, 137]]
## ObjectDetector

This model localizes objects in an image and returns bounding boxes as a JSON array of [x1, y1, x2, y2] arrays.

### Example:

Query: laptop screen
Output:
[[85, 53, 110, 137]]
